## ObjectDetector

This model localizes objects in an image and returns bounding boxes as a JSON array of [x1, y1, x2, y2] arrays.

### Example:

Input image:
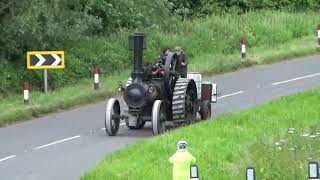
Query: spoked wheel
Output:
[[200, 100, 212, 120], [172, 78, 198, 125], [105, 98, 120, 136], [152, 100, 167, 135], [164, 52, 180, 98], [125, 118, 146, 129]]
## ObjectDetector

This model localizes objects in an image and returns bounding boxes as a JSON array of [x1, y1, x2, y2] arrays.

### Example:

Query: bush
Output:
[[87, 0, 174, 32], [196, 0, 320, 16]]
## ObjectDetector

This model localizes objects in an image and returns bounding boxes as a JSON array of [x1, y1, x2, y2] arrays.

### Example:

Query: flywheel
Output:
[[164, 52, 180, 98]]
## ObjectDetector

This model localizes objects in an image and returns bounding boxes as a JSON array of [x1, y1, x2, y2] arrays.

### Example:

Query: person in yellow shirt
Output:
[[169, 140, 196, 180]]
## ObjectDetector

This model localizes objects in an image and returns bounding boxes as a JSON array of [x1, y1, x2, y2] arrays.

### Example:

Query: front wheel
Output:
[[105, 98, 121, 136], [152, 100, 167, 135]]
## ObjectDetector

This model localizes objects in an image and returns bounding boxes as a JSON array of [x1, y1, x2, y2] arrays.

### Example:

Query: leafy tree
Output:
[[0, 0, 102, 62]]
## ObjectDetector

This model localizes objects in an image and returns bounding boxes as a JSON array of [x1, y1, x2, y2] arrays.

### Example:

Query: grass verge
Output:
[[190, 35, 320, 74], [0, 71, 129, 126], [0, 34, 319, 126], [81, 88, 320, 180]]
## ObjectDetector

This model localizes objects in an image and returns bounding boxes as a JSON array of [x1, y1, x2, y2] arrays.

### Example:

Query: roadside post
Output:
[[23, 82, 29, 104], [241, 38, 247, 60], [308, 160, 319, 180], [190, 164, 199, 180], [246, 166, 256, 180], [27, 51, 65, 93], [94, 66, 100, 90], [317, 24, 320, 47]]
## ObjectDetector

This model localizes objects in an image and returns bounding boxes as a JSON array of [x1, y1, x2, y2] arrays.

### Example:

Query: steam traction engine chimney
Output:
[[129, 33, 146, 82]]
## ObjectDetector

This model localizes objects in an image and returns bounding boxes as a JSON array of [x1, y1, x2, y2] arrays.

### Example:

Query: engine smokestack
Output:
[[129, 32, 146, 81]]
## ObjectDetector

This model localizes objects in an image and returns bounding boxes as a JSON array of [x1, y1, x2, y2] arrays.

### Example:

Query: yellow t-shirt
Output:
[[169, 150, 196, 180]]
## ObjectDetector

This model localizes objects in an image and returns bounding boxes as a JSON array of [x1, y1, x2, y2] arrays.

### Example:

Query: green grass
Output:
[[190, 35, 320, 74], [1, 11, 320, 126], [81, 88, 320, 180]]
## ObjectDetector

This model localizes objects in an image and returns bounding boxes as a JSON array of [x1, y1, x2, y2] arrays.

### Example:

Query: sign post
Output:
[[27, 51, 65, 93], [44, 69, 48, 93]]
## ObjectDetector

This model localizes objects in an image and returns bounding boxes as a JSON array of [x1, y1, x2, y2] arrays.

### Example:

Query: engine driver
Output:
[[175, 47, 188, 78]]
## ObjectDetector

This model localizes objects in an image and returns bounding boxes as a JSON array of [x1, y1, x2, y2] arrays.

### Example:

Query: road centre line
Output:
[[218, 91, 244, 99], [272, 72, 320, 86], [34, 135, 81, 150], [0, 155, 16, 163]]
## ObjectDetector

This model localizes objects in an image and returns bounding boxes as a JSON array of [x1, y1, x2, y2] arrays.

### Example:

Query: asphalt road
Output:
[[1, 55, 320, 180]]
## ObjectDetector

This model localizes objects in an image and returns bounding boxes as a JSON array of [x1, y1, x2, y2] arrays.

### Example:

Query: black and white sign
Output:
[[27, 51, 65, 69]]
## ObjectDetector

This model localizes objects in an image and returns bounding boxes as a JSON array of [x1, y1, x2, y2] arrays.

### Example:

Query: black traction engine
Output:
[[105, 33, 217, 136]]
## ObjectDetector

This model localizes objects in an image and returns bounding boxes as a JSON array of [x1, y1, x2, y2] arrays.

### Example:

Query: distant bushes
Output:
[[3, 11, 320, 94], [0, 0, 174, 94], [0, 0, 173, 62], [170, 0, 320, 17]]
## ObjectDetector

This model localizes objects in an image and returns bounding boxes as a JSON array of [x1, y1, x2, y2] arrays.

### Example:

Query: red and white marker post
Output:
[[23, 82, 29, 104], [241, 38, 246, 60], [317, 24, 320, 47], [94, 66, 100, 90]]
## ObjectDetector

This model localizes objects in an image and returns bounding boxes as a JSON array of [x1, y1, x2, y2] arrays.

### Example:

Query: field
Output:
[[81, 88, 320, 180]]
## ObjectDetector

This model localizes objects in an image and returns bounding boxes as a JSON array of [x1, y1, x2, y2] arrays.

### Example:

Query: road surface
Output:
[[0, 55, 320, 180]]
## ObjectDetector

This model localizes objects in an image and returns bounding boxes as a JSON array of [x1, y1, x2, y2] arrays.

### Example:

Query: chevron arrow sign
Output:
[[27, 51, 65, 69]]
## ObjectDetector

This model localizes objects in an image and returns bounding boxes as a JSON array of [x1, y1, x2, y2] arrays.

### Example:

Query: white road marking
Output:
[[0, 155, 16, 163], [218, 91, 244, 99], [272, 72, 320, 86], [34, 135, 81, 150]]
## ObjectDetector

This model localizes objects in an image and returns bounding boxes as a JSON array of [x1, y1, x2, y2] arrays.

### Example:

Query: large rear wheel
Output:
[[172, 78, 198, 125], [105, 98, 120, 136], [152, 100, 167, 135]]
